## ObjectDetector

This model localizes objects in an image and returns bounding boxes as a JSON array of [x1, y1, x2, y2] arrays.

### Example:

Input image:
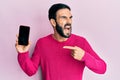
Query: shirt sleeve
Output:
[[81, 38, 107, 74], [18, 42, 41, 76]]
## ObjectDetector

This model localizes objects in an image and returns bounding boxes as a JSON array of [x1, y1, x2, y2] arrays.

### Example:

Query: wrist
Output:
[[18, 51, 29, 54]]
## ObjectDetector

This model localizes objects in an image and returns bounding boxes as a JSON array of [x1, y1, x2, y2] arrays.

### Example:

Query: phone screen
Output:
[[18, 25, 30, 45]]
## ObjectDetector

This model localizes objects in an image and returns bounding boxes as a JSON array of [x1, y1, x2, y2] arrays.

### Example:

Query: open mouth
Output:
[[64, 25, 71, 30]]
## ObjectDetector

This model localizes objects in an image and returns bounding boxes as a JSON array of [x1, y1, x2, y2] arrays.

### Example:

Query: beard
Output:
[[56, 22, 72, 38]]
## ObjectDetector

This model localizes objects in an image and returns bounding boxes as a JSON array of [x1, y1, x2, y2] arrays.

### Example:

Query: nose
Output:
[[67, 17, 72, 24]]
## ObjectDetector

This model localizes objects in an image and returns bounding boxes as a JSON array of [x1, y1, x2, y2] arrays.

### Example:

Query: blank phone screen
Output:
[[18, 25, 30, 45]]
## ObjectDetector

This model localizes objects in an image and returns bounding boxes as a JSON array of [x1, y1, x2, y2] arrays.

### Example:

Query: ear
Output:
[[50, 19, 56, 28]]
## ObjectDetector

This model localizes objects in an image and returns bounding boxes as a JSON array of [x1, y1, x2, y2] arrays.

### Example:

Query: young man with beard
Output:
[[15, 3, 106, 80]]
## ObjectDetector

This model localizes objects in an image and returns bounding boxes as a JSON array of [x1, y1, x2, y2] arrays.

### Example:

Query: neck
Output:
[[52, 33, 68, 42]]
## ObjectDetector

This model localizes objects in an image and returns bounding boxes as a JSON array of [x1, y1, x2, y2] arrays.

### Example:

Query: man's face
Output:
[[55, 8, 72, 38]]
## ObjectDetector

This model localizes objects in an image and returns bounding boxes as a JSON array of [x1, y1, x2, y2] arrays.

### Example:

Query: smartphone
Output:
[[18, 25, 30, 45]]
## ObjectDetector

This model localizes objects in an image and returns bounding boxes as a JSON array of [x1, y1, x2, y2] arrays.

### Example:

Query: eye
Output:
[[70, 16, 73, 19]]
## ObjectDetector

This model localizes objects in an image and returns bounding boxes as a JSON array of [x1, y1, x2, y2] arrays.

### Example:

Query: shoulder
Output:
[[36, 34, 52, 45], [71, 34, 86, 41], [69, 34, 89, 48]]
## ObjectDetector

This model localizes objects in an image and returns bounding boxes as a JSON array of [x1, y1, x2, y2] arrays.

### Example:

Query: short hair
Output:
[[48, 3, 71, 20]]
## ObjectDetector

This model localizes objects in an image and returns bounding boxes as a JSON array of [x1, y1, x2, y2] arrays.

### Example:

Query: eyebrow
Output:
[[59, 15, 73, 19]]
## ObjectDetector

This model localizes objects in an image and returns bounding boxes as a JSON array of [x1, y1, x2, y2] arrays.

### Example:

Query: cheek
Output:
[[60, 22, 66, 28], [58, 19, 67, 26]]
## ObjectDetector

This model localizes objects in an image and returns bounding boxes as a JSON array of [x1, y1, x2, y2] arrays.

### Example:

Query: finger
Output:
[[63, 46, 76, 50], [15, 40, 19, 47], [71, 52, 75, 57], [28, 41, 31, 46], [16, 34, 19, 42], [16, 34, 19, 38]]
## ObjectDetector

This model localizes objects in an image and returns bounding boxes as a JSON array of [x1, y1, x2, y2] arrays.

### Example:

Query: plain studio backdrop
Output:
[[0, 0, 120, 80]]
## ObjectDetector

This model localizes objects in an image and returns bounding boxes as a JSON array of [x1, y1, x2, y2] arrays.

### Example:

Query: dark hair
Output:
[[48, 3, 71, 20]]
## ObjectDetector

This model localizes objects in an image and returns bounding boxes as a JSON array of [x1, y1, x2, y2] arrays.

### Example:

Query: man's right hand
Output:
[[15, 35, 31, 53]]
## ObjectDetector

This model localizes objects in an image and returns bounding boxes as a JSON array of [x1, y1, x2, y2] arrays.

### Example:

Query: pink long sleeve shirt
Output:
[[18, 34, 106, 80]]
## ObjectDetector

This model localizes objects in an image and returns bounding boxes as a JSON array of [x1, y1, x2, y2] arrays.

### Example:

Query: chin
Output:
[[64, 34, 71, 38]]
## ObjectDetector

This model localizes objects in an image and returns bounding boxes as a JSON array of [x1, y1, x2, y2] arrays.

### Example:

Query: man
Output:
[[15, 3, 106, 80]]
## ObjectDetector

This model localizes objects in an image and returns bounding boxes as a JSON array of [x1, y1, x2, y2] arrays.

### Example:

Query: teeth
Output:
[[65, 26, 71, 29], [65, 26, 70, 28]]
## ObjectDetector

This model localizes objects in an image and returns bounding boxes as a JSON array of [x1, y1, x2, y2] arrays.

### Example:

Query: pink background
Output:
[[0, 0, 120, 80]]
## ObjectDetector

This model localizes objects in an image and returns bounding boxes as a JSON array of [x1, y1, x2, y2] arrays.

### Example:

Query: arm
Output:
[[63, 38, 106, 74], [81, 38, 107, 74], [16, 41, 41, 76]]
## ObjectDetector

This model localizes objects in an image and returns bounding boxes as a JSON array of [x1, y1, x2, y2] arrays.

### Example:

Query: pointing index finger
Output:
[[63, 46, 76, 50]]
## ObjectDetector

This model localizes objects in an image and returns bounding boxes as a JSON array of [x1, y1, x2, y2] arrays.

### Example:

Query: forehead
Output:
[[56, 8, 72, 17]]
